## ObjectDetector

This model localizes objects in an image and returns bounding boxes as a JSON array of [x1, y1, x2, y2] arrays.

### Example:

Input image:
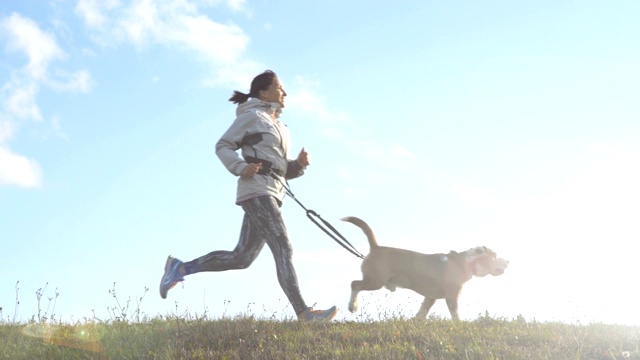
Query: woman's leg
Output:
[[160, 196, 335, 319], [240, 196, 307, 314], [182, 196, 306, 312], [182, 210, 265, 273]]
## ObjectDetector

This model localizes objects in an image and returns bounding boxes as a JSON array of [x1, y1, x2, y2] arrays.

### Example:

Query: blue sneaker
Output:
[[298, 305, 338, 322], [159, 256, 184, 299]]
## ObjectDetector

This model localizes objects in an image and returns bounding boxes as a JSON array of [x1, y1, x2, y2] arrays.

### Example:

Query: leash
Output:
[[268, 171, 365, 259]]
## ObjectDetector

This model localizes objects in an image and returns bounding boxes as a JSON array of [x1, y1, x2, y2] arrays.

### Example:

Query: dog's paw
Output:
[[348, 301, 358, 313]]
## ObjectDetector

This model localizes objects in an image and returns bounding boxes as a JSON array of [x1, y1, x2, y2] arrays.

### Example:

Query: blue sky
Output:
[[1, 0, 639, 325]]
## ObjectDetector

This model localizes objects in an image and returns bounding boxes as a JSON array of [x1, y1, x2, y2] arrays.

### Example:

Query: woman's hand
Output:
[[296, 148, 310, 167], [242, 162, 262, 177]]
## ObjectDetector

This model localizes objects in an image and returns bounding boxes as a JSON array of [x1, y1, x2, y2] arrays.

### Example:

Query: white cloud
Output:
[[48, 69, 92, 92], [74, 0, 122, 29], [116, 0, 161, 45], [287, 82, 351, 139], [1, 13, 92, 188], [286, 77, 419, 197], [2, 1, 256, 189], [0, 146, 42, 188], [1, 1, 255, 189], [2, 13, 65, 81], [0, 118, 13, 143], [1, 13, 91, 119], [75, 0, 257, 87], [51, 115, 68, 140], [174, 15, 247, 64], [198, 0, 247, 12], [288, 77, 418, 165], [224, 0, 246, 12], [3, 81, 42, 121]]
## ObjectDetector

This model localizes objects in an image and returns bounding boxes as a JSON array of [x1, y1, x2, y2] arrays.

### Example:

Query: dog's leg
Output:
[[383, 277, 399, 292], [415, 297, 436, 319], [349, 279, 385, 313], [348, 281, 361, 313], [384, 274, 410, 292], [445, 297, 460, 320]]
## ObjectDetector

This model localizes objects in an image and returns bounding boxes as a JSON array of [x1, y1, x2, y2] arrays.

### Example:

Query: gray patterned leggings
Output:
[[182, 195, 307, 314]]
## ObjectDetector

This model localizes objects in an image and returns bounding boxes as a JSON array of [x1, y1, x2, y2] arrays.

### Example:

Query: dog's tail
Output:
[[341, 216, 378, 249]]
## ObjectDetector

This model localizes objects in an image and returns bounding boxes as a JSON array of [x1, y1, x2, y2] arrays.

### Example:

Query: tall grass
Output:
[[1, 283, 638, 359]]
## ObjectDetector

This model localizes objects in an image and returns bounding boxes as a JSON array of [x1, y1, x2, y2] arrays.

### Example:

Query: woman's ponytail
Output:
[[228, 70, 277, 105], [228, 90, 250, 104]]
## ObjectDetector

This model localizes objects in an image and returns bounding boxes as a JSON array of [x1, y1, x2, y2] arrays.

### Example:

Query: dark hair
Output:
[[228, 70, 277, 104]]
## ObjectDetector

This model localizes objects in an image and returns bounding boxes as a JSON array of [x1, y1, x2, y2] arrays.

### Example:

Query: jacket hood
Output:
[[236, 97, 283, 119]]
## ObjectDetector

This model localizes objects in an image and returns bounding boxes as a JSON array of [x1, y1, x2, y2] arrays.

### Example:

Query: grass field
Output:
[[1, 283, 639, 359], [2, 312, 639, 359]]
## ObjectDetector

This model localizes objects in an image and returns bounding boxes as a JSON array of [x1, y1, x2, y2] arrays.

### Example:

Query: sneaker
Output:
[[159, 256, 184, 299], [298, 305, 338, 322]]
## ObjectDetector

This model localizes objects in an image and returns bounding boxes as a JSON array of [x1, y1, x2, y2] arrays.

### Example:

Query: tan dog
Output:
[[342, 216, 509, 320]]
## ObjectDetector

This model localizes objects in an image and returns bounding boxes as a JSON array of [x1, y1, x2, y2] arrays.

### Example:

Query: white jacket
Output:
[[216, 98, 305, 205]]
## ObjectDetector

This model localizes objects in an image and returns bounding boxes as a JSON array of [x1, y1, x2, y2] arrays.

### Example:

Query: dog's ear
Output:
[[464, 247, 479, 261], [470, 246, 495, 257], [465, 246, 490, 262], [465, 251, 478, 262]]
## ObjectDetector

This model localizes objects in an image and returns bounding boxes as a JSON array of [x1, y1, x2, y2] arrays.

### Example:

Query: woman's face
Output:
[[260, 77, 287, 108]]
